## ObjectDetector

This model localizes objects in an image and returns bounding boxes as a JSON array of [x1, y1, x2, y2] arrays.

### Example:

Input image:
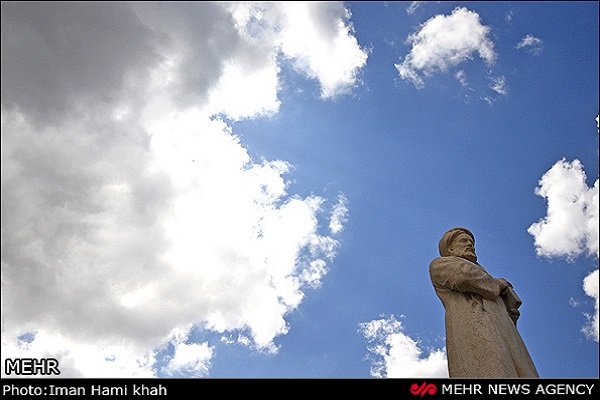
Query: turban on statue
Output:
[[438, 227, 475, 257]]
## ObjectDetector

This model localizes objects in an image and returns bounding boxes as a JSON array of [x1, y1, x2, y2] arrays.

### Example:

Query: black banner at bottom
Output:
[[2, 378, 598, 398]]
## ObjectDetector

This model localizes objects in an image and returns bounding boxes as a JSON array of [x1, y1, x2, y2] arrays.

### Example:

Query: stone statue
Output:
[[429, 227, 539, 377]]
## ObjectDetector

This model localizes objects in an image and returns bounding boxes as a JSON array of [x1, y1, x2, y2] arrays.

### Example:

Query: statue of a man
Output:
[[429, 227, 539, 377]]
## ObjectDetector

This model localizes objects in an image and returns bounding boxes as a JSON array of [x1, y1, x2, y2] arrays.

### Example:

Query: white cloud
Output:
[[206, 57, 281, 120], [359, 315, 448, 378], [165, 342, 213, 377], [516, 34, 543, 55], [227, 2, 368, 99], [528, 116, 599, 343], [329, 194, 349, 234], [1, 2, 363, 377], [1, 330, 157, 378], [455, 70, 469, 87], [276, 3, 368, 98], [583, 270, 599, 342], [528, 159, 599, 259], [489, 75, 509, 95], [164, 334, 213, 377], [505, 11, 514, 23], [481, 96, 494, 105], [406, 2, 423, 15], [569, 297, 581, 308], [395, 7, 496, 89]]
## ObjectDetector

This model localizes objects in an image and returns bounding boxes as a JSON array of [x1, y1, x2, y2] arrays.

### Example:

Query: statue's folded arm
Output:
[[430, 257, 501, 301]]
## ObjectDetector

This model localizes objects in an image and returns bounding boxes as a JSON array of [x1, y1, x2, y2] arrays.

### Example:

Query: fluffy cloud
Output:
[[1, 2, 366, 377], [329, 194, 349, 235], [505, 11, 514, 24], [1, 330, 157, 377], [406, 2, 424, 15], [164, 330, 213, 377], [516, 34, 543, 55], [1, 2, 159, 126], [455, 70, 469, 87], [583, 270, 599, 342], [165, 341, 213, 377], [230, 2, 368, 99], [359, 315, 448, 378], [395, 7, 496, 89], [528, 117, 599, 343], [528, 159, 598, 259], [489, 75, 509, 96]]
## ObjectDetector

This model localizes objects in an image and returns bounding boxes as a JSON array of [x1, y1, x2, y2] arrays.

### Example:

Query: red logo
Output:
[[410, 382, 437, 397]]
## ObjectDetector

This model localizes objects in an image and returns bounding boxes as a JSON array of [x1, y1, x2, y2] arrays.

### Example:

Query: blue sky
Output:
[[1, 2, 598, 378]]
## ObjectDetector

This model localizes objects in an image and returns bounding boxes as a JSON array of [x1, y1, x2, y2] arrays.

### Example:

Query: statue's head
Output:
[[438, 227, 477, 263]]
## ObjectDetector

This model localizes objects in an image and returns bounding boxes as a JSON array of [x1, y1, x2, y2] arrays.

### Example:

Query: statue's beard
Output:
[[459, 249, 477, 263]]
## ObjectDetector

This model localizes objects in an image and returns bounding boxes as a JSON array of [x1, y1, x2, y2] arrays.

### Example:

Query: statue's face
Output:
[[449, 232, 477, 262]]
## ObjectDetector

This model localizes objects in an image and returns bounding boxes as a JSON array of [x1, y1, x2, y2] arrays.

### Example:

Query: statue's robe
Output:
[[430, 256, 539, 377]]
